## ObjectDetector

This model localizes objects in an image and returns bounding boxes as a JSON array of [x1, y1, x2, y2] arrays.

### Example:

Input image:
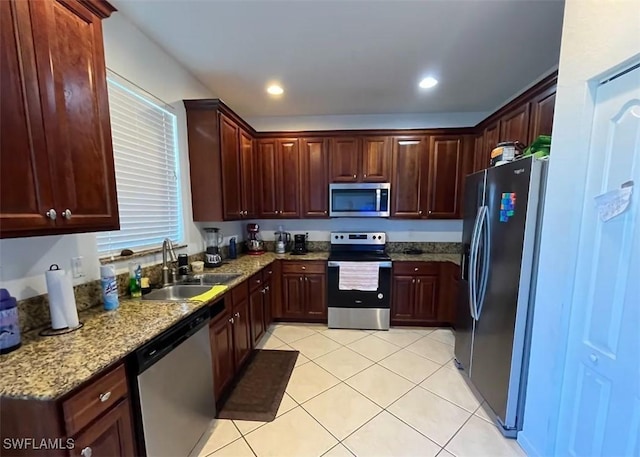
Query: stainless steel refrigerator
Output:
[[455, 156, 548, 437]]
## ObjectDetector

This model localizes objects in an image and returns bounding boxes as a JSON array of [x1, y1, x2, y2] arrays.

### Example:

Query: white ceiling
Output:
[[113, 0, 565, 118]]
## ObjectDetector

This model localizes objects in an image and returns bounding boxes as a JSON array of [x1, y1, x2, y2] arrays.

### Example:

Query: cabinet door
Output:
[[426, 136, 463, 219], [414, 275, 439, 321], [482, 123, 499, 169], [263, 278, 273, 330], [233, 299, 252, 369], [528, 88, 556, 143], [277, 139, 300, 218], [391, 276, 415, 320], [304, 273, 327, 318], [267, 261, 283, 319], [362, 136, 391, 182], [329, 137, 360, 182], [70, 399, 135, 457], [209, 316, 235, 399], [300, 138, 329, 217], [473, 134, 485, 173], [30, 0, 118, 231], [499, 104, 530, 145], [0, 0, 56, 236], [391, 137, 427, 218], [257, 139, 279, 217], [282, 273, 305, 318], [240, 129, 256, 218], [220, 114, 242, 220], [249, 287, 265, 347]]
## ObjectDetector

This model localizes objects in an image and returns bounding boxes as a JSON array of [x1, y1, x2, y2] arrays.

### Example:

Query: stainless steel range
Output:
[[327, 232, 391, 330]]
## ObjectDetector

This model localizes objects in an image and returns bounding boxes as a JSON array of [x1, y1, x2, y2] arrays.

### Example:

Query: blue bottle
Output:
[[229, 237, 237, 259]]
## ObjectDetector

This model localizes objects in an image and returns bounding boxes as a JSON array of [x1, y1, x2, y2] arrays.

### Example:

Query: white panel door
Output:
[[555, 66, 640, 457]]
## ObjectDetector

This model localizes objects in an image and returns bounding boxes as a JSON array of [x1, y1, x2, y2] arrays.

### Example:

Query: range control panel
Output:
[[330, 232, 386, 245]]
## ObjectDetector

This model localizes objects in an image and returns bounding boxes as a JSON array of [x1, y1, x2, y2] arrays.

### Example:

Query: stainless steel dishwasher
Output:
[[131, 307, 214, 457]]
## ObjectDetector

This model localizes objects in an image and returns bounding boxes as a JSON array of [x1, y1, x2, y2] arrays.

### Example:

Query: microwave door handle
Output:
[[376, 189, 381, 212]]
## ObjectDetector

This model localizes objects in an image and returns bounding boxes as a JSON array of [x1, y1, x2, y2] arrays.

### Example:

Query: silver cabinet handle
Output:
[[256, 279, 261, 284], [304, 276, 308, 281], [46, 209, 57, 220], [235, 312, 240, 318], [299, 277, 303, 281], [412, 279, 415, 283], [414, 267, 419, 271], [417, 279, 421, 283], [353, 174, 357, 178], [428, 210, 433, 214], [268, 270, 272, 275], [62, 209, 72, 220], [229, 317, 234, 324], [324, 210, 327, 214], [81, 447, 92, 457], [265, 285, 270, 291], [99, 391, 111, 402], [261, 288, 266, 294], [419, 210, 423, 215], [301, 266, 306, 270], [363, 174, 367, 178]]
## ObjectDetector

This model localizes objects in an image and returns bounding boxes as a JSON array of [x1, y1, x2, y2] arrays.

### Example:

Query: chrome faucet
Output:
[[162, 238, 177, 286]]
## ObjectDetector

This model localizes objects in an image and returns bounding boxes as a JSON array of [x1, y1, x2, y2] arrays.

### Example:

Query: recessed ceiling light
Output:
[[267, 84, 284, 95], [419, 77, 438, 89]]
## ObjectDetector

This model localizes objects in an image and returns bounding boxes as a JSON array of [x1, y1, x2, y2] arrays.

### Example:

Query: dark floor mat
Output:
[[216, 349, 298, 422]]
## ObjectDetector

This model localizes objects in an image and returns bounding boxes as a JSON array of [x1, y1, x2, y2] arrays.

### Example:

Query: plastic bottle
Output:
[[100, 265, 120, 310], [229, 237, 237, 259], [129, 263, 142, 298]]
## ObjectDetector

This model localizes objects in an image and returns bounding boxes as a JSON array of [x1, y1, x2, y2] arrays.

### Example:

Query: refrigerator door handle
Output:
[[468, 207, 483, 320], [475, 206, 491, 320]]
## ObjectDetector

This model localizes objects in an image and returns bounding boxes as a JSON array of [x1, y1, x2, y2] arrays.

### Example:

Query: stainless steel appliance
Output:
[[454, 156, 548, 437], [274, 227, 292, 254], [204, 228, 223, 267], [327, 232, 391, 330], [246, 223, 265, 255], [291, 234, 308, 255], [131, 307, 214, 456], [329, 183, 391, 217]]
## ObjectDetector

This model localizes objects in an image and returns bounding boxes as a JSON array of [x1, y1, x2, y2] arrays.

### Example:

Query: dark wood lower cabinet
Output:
[[305, 273, 327, 318], [209, 313, 235, 400], [69, 399, 135, 457], [391, 262, 457, 326], [249, 286, 265, 347], [232, 298, 252, 369], [281, 273, 306, 318], [279, 261, 328, 321]]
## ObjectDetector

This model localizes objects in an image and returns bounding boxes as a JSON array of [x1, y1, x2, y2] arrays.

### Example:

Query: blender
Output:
[[246, 223, 265, 255], [204, 228, 223, 267], [274, 225, 292, 254]]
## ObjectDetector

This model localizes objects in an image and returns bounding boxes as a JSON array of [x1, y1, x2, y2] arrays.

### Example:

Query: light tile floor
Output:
[[192, 324, 526, 457]]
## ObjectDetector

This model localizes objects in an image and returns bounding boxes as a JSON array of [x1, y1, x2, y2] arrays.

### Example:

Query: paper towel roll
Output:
[[45, 265, 79, 330]]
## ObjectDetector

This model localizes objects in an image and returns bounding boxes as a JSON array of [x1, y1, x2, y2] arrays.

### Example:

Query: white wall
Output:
[[246, 112, 488, 132], [519, 1, 640, 456], [0, 12, 229, 300], [250, 219, 462, 243]]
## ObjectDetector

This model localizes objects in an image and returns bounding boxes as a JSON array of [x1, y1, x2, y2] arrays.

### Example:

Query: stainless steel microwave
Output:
[[329, 183, 391, 217]]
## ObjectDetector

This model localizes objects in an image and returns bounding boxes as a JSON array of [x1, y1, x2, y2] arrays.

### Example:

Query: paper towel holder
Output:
[[39, 264, 83, 337]]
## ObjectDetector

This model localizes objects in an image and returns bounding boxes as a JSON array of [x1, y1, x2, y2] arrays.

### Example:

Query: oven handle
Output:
[[328, 261, 392, 268]]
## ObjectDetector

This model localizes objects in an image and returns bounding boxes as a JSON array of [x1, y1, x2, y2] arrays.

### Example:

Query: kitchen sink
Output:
[[142, 285, 214, 301], [176, 273, 243, 286]]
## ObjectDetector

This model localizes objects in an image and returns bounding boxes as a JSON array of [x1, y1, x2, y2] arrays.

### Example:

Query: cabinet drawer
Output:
[[281, 261, 326, 274], [393, 262, 440, 276], [248, 272, 264, 291], [262, 265, 276, 282], [232, 280, 249, 304], [63, 364, 128, 436]]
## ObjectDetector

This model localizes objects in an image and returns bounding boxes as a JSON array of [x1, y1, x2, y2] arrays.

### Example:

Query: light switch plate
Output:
[[71, 256, 84, 279]]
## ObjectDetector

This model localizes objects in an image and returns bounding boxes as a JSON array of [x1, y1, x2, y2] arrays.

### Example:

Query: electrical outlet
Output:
[[71, 256, 85, 279]]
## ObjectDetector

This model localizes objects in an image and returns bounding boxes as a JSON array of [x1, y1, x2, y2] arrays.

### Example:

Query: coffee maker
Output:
[[204, 228, 223, 268], [291, 234, 308, 255]]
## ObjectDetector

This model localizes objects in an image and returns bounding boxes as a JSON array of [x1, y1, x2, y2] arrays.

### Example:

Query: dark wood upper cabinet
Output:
[[499, 104, 530, 145], [426, 136, 464, 219], [300, 138, 329, 218], [528, 88, 556, 143], [329, 137, 361, 182], [472, 134, 485, 173], [1, 0, 118, 238], [361, 136, 391, 182], [391, 136, 427, 218], [240, 130, 257, 218], [278, 139, 300, 218], [481, 123, 500, 169], [220, 114, 243, 220], [257, 139, 279, 217]]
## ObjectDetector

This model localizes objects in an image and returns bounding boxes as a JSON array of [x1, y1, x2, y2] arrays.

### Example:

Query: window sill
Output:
[[99, 244, 188, 264]]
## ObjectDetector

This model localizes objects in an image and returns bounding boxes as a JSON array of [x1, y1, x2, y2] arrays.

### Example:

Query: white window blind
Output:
[[97, 73, 182, 255]]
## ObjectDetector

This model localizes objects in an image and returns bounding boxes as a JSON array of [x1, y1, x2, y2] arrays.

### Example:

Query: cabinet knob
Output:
[[261, 288, 266, 294], [419, 210, 423, 215], [324, 210, 327, 214], [412, 279, 415, 283], [256, 279, 261, 284], [229, 317, 234, 324], [305, 276, 308, 281], [353, 174, 357, 179], [62, 209, 72, 220], [268, 270, 272, 275], [299, 276, 303, 281], [243, 210, 248, 216], [265, 285, 270, 291], [235, 312, 240, 318], [46, 209, 57, 220], [99, 391, 111, 403], [301, 266, 306, 270], [81, 447, 92, 457], [414, 267, 419, 271], [417, 279, 421, 283], [363, 174, 367, 178], [428, 210, 432, 214]]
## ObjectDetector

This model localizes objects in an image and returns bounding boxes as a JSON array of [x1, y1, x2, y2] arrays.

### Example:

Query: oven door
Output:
[[327, 261, 392, 308], [329, 183, 390, 217]]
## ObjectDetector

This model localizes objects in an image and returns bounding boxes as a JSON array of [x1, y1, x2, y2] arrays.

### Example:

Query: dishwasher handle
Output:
[[134, 307, 210, 374]]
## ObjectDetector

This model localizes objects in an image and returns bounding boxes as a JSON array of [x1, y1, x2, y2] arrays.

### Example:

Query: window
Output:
[[97, 73, 182, 255]]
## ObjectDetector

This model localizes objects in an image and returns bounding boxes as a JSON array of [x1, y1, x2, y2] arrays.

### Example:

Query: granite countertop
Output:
[[0, 250, 452, 401], [389, 253, 461, 265]]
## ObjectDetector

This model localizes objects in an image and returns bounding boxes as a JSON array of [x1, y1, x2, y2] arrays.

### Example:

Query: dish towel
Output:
[[190, 285, 228, 302], [338, 262, 380, 291]]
